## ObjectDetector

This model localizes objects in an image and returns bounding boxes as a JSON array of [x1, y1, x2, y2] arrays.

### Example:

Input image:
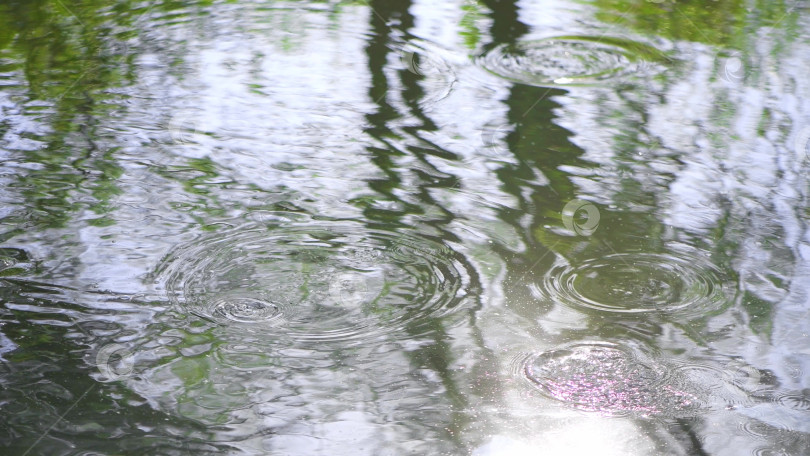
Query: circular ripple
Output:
[[154, 220, 469, 342], [776, 393, 810, 412], [753, 449, 792, 456], [519, 343, 701, 417], [542, 253, 732, 315], [477, 35, 669, 87], [211, 297, 281, 324]]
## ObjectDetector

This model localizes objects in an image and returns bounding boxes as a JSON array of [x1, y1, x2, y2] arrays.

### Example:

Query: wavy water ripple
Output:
[[154, 219, 471, 343], [542, 252, 733, 315], [477, 35, 670, 87]]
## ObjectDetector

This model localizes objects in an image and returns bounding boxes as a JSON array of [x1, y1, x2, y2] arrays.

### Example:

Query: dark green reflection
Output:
[[593, 0, 798, 46]]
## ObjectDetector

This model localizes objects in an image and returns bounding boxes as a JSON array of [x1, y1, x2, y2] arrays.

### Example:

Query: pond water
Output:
[[1, 0, 809, 454]]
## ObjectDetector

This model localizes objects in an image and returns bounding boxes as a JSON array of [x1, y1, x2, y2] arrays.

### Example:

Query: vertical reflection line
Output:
[[21, 384, 96, 456], [483, 1, 571, 293], [359, 3, 480, 453], [356, 0, 389, 27]]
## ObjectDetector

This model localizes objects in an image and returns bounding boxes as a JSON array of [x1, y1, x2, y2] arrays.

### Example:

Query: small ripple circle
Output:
[[541, 252, 732, 315]]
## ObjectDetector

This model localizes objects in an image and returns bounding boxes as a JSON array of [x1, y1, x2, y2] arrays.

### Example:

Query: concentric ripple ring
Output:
[[154, 219, 470, 342], [542, 252, 733, 315], [477, 35, 670, 87]]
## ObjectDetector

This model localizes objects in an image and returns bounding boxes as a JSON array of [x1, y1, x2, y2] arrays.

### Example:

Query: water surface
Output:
[[1, 0, 809, 455]]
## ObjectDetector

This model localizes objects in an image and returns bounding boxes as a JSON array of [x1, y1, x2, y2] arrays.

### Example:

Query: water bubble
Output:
[[561, 199, 600, 236], [540, 252, 732, 316]]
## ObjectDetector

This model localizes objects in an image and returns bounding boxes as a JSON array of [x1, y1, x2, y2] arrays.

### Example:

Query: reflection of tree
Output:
[[583, 0, 802, 336], [478, 0, 528, 49], [0, 280, 226, 454], [0, 2, 230, 452], [467, 1, 785, 452], [0, 1, 117, 228], [361, 1, 492, 451], [475, 1, 593, 269], [593, 0, 795, 47], [0, 0, 197, 229]]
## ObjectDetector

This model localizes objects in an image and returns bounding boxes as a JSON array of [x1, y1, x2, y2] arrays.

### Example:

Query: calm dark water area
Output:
[[1, 0, 809, 454]]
